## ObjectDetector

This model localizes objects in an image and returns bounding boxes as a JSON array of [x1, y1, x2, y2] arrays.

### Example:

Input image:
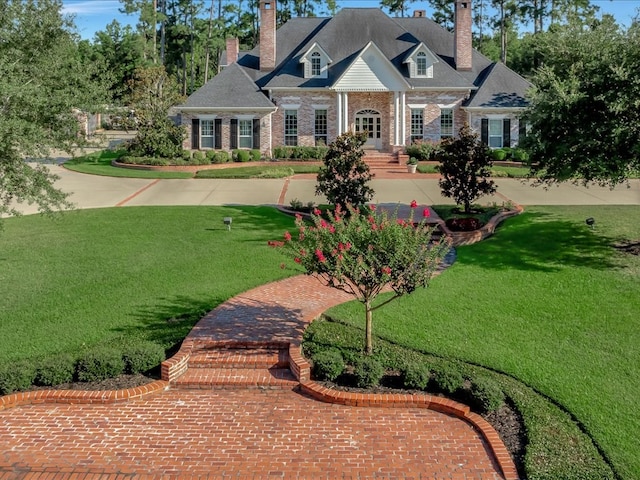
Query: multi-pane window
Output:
[[489, 119, 503, 148], [416, 52, 427, 76], [239, 119, 253, 148], [311, 52, 321, 77], [410, 109, 424, 143], [200, 119, 214, 148], [440, 108, 453, 138], [284, 109, 298, 146], [314, 109, 328, 145]]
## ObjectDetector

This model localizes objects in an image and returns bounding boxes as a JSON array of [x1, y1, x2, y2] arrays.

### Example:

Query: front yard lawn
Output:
[[63, 150, 194, 178]]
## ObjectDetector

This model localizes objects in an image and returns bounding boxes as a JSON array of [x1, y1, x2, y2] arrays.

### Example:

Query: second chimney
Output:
[[226, 37, 239, 65], [259, 0, 276, 71], [454, 0, 473, 71]]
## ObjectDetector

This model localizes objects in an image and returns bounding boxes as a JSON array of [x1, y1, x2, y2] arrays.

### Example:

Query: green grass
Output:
[[0, 206, 294, 364], [195, 165, 320, 179], [416, 163, 533, 178], [323, 205, 640, 479], [63, 150, 194, 178]]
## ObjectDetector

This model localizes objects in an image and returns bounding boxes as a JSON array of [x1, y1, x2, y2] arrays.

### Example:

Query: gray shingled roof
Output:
[[181, 8, 529, 110], [465, 62, 531, 108], [180, 63, 275, 110]]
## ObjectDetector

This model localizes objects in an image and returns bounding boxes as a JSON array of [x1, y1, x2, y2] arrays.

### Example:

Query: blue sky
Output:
[[62, 0, 639, 40]]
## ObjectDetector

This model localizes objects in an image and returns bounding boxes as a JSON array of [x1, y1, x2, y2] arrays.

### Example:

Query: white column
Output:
[[393, 91, 399, 146], [343, 93, 349, 132], [400, 91, 406, 146], [337, 92, 342, 136]]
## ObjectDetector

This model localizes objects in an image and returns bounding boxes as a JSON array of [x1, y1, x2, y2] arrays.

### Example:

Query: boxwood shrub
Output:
[[76, 348, 125, 382], [35, 353, 76, 386], [403, 361, 432, 390], [470, 376, 505, 413], [0, 360, 37, 395], [123, 342, 165, 374], [312, 349, 345, 381], [429, 363, 465, 394], [353, 355, 384, 388]]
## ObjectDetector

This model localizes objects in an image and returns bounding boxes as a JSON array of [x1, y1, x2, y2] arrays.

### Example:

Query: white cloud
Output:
[[61, 0, 122, 16]]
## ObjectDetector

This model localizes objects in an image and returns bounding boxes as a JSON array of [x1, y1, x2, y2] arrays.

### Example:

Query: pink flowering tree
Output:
[[281, 204, 450, 354]]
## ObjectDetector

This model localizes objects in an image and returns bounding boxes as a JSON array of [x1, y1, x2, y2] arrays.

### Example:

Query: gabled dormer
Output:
[[299, 42, 332, 79], [404, 43, 439, 79]]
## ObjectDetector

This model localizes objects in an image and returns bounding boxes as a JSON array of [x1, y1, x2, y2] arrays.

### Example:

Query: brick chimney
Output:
[[226, 37, 239, 65], [413, 10, 426, 17], [454, 0, 473, 71], [259, 0, 276, 72]]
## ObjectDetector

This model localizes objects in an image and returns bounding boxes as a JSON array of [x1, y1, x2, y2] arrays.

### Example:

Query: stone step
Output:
[[188, 347, 289, 369], [171, 367, 298, 390]]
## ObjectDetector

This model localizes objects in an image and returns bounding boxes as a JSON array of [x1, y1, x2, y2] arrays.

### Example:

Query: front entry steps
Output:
[[171, 342, 298, 390]]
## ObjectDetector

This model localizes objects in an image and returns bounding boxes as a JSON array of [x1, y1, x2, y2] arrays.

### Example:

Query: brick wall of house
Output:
[[181, 112, 272, 155], [271, 91, 337, 147], [406, 93, 468, 142]]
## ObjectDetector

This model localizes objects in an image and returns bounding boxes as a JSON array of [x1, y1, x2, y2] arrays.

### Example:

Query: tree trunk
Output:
[[365, 300, 373, 354]]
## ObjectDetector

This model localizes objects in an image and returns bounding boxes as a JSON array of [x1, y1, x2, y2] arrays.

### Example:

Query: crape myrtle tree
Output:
[[0, 0, 108, 228], [281, 204, 450, 354], [438, 124, 496, 214], [522, 18, 640, 186], [316, 131, 375, 210]]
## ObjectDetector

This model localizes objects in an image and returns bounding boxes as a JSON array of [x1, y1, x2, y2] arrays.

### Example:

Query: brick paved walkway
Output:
[[0, 274, 515, 479]]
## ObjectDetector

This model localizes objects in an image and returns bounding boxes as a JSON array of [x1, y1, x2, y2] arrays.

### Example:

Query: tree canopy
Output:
[[0, 0, 108, 225], [522, 19, 640, 185]]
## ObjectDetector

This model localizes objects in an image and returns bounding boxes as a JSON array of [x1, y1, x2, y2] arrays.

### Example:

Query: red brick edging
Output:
[[440, 204, 524, 247], [0, 380, 169, 412]]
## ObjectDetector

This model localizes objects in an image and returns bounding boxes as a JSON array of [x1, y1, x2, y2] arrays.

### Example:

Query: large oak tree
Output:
[[0, 0, 108, 225]]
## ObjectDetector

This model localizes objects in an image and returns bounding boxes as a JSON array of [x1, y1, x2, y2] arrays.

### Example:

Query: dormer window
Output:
[[416, 52, 427, 76], [311, 52, 321, 76], [404, 43, 438, 79], [300, 43, 332, 79]]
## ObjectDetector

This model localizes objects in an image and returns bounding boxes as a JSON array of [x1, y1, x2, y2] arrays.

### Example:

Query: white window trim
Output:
[[236, 114, 255, 120], [280, 104, 300, 110], [488, 118, 504, 148], [440, 108, 454, 138], [238, 118, 253, 149], [200, 118, 216, 149]]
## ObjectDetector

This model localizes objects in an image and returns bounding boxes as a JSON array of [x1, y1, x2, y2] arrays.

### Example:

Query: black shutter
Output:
[[481, 119, 488, 145], [214, 119, 222, 149], [191, 118, 200, 149], [503, 118, 511, 148], [230, 119, 238, 149], [518, 119, 527, 143], [253, 119, 260, 149]]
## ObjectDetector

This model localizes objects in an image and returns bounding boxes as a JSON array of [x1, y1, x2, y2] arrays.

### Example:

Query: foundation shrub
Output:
[[191, 151, 210, 165], [429, 363, 465, 394], [492, 148, 508, 161], [353, 355, 384, 388], [312, 349, 345, 381], [0, 360, 36, 395], [470, 376, 505, 413], [232, 149, 251, 162], [35, 354, 76, 386], [76, 348, 125, 382], [123, 342, 165, 374], [403, 361, 432, 390], [250, 149, 262, 161]]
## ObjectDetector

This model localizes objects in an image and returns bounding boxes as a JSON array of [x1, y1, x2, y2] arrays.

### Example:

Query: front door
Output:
[[355, 109, 381, 149]]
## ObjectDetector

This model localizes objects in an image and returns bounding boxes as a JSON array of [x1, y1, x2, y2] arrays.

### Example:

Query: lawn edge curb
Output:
[[0, 380, 169, 412], [299, 380, 519, 480]]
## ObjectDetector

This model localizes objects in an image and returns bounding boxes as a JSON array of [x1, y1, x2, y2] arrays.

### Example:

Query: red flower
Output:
[[423, 208, 430, 218], [369, 204, 376, 211], [345, 242, 352, 250], [320, 219, 328, 228], [410, 200, 418, 208], [328, 225, 336, 233], [313, 208, 322, 215], [294, 257, 301, 263], [315, 249, 327, 262], [295, 213, 302, 221], [284, 231, 292, 241], [300, 249, 307, 256], [382, 266, 391, 275]]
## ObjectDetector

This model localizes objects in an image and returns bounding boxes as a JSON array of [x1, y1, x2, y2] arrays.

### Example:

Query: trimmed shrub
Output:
[[403, 362, 431, 390], [272, 146, 291, 159], [123, 342, 165, 374], [250, 149, 262, 161], [312, 349, 345, 381], [192, 151, 209, 165], [0, 360, 37, 395], [272, 145, 327, 160], [181, 150, 192, 161], [353, 355, 384, 388], [35, 354, 76, 386], [430, 363, 464, 394], [212, 151, 230, 163], [471, 376, 505, 413], [492, 149, 508, 161], [232, 149, 251, 162], [76, 348, 125, 382], [405, 140, 441, 161], [512, 148, 529, 162]]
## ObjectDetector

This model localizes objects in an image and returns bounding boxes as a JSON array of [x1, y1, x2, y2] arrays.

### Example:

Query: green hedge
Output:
[[272, 145, 328, 160], [312, 349, 345, 381]]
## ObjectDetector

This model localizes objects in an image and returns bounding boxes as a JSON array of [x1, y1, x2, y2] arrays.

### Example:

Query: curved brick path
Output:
[[0, 275, 513, 479]]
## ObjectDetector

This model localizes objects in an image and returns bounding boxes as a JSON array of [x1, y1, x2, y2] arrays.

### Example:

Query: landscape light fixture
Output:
[[586, 217, 595, 229], [223, 217, 233, 231]]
